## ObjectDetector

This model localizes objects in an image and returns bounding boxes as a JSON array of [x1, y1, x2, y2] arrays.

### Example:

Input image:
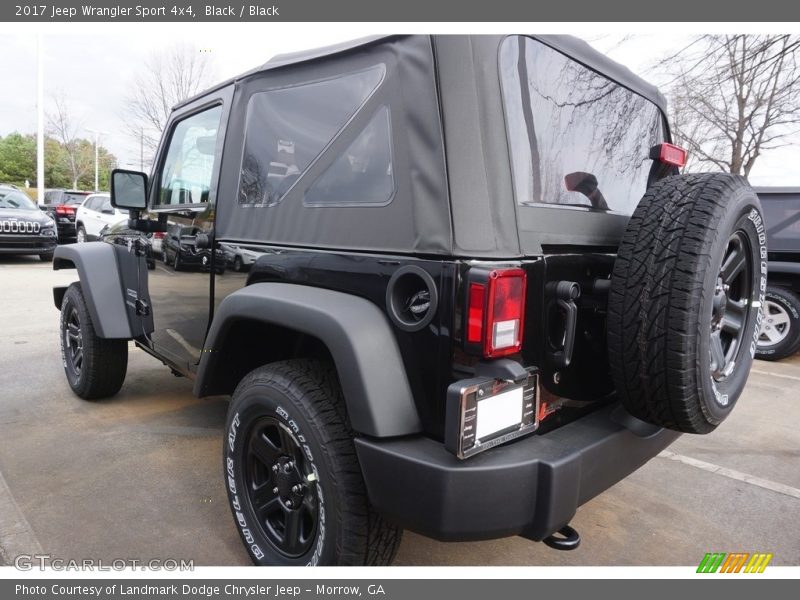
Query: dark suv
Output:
[[41, 189, 92, 243], [0, 186, 57, 260], [754, 187, 800, 360], [51, 35, 765, 566]]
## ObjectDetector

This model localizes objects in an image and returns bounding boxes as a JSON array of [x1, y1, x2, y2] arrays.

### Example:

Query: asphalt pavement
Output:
[[0, 255, 797, 567]]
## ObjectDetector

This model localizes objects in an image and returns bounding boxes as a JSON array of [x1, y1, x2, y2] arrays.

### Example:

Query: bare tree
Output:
[[124, 43, 214, 159], [47, 94, 93, 189], [662, 35, 800, 177]]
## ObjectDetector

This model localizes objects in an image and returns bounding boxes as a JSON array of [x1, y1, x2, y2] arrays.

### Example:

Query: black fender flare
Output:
[[52, 242, 134, 339], [195, 282, 422, 438], [768, 261, 800, 277]]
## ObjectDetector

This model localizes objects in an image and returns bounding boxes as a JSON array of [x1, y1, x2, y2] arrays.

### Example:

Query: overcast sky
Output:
[[0, 27, 797, 186]]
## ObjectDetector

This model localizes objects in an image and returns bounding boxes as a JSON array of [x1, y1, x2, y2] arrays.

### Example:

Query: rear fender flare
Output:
[[196, 283, 422, 437]]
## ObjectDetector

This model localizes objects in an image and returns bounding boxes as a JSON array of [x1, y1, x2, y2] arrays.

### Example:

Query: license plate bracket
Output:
[[445, 372, 539, 459]]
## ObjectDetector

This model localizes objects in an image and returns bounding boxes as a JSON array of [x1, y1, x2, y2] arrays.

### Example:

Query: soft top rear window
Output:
[[62, 192, 90, 205], [499, 36, 664, 215]]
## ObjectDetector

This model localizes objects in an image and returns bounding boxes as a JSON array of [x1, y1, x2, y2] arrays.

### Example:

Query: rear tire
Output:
[[608, 174, 766, 433], [39, 252, 54, 262], [223, 359, 402, 566], [756, 286, 800, 361], [59, 283, 128, 400], [76, 225, 87, 243]]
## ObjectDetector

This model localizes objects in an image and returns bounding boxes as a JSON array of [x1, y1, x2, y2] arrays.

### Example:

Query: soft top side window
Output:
[[156, 105, 223, 207], [304, 105, 395, 208], [237, 65, 385, 207]]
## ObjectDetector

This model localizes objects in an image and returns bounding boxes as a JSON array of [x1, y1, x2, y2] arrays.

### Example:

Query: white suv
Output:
[[74, 193, 128, 242]]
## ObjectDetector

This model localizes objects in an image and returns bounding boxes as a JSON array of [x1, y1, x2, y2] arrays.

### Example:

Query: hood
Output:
[[0, 208, 54, 224]]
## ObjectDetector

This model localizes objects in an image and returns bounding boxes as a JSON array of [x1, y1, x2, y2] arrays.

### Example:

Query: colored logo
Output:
[[697, 552, 773, 573]]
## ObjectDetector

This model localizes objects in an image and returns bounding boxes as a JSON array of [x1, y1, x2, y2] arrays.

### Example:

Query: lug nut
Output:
[[272, 464, 278, 473], [285, 500, 293, 508], [273, 487, 279, 494]]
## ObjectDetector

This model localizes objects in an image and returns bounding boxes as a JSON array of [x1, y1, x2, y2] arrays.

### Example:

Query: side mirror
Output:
[[111, 169, 148, 211]]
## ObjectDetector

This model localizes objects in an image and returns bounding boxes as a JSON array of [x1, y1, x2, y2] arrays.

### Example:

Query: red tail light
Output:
[[54, 204, 76, 216], [652, 143, 687, 167], [464, 268, 527, 358], [153, 232, 166, 239]]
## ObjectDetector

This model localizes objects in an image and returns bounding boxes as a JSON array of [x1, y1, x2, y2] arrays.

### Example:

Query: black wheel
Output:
[[756, 286, 800, 361], [233, 256, 243, 272], [173, 252, 182, 271], [224, 359, 402, 566], [60, 283, 128, 400], [76, 225, 87, 243], [39, 252, 54, 262], [608, 174, 766, 433]]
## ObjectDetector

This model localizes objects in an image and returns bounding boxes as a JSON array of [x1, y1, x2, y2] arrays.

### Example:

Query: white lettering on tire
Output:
[[748, 208, 768, 358]]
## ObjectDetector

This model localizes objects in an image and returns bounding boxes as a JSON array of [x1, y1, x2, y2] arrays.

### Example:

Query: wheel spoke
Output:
[[721, 303, 745, 335], [249, 433, 281, 468], [251, 481, 276, 506], [254, 496, 282, 522], [770, 312, 791, 328], [720, 243, 746, 284], [710, 331, 726, 374], [283, 509, 303, 554], [73, 349, 83, 369], [762, 327, 783, 343], [278, 426, 301, 461]]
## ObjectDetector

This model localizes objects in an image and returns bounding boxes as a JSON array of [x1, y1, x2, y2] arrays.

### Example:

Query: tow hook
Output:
[[543, 525, 581, 551]]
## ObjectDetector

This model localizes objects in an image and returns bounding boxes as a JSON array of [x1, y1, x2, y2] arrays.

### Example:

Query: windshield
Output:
[[63, 193, 90, 205], [0, 191, 38, 211]]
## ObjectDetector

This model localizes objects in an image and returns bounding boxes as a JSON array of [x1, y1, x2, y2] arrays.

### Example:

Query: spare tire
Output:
[[608, 174, 766, 433]]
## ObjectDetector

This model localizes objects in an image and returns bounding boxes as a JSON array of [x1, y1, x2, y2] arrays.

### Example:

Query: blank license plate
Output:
[[475, 386, 524, 441]]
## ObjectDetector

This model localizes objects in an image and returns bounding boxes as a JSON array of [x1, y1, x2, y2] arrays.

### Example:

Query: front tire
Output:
[[39, 252, 54, 262], [224, 360, 402, 566], [76, 225, 87, 243], [60, 283, 128, 400], [756, 286, 800, 361], [608, 174, 766, 433]]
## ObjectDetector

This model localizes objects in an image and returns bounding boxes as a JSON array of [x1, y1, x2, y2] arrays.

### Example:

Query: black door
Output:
[[138, 100, 229, 373]]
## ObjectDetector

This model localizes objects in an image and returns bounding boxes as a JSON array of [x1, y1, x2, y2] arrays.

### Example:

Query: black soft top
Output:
[[196, 35, 670, 257], [176, 34, 666, 114]]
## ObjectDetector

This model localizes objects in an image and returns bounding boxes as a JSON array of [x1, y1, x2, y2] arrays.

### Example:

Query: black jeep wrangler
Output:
[[52, 35, 766, 566], [754, 187, 800, 360]]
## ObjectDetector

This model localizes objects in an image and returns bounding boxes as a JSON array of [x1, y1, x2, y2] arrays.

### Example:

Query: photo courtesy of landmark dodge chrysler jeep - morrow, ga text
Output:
[[51, 35, 767, 566]]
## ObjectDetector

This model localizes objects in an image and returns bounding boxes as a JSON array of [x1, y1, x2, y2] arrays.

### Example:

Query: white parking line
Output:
[[750, 368, 800, 382], [0, 468, 43, 565], [658, 450, 800, 500]]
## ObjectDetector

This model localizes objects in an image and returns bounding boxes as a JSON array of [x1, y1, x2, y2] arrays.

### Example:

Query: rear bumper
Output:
[[55, 220, 76, 242], [355, 402, 679, 542]]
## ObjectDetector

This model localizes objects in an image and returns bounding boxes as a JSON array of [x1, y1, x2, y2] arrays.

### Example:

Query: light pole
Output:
[[85, 128, 108, 192]]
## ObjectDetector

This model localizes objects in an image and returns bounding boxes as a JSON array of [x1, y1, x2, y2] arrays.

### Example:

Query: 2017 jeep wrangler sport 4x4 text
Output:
[[52, 35, 767, 566]]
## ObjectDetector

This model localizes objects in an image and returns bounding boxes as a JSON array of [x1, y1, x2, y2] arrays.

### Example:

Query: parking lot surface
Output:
[[0, 255, 798, 566]]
